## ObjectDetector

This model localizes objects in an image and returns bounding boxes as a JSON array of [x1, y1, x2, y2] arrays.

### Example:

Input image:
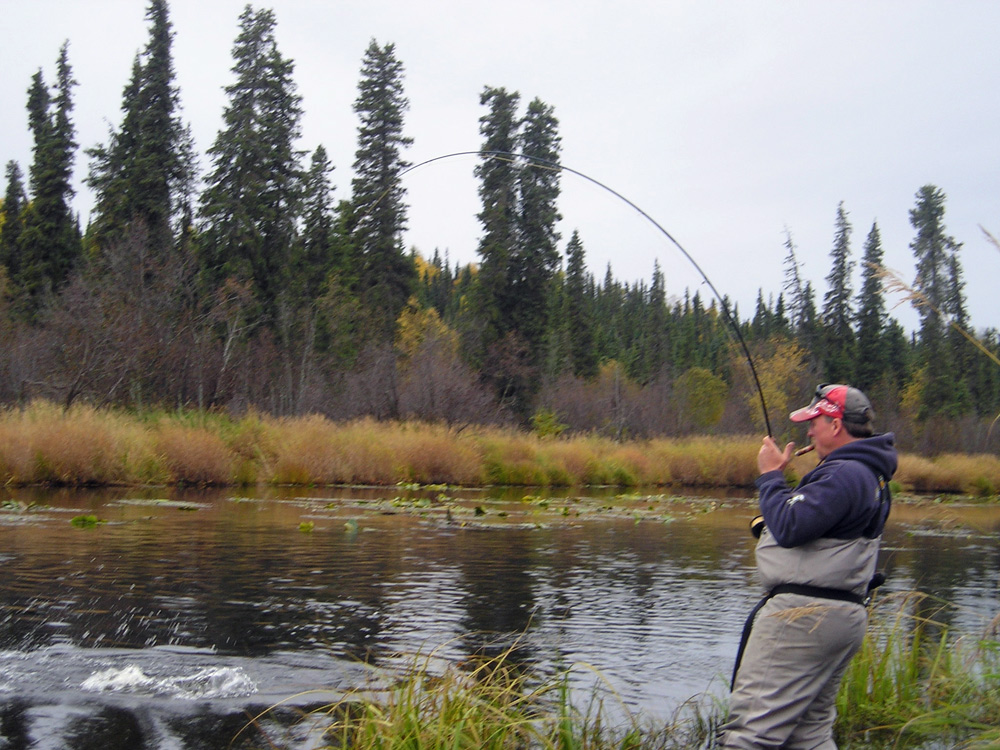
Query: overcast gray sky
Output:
[[3, 1, 998, 332]]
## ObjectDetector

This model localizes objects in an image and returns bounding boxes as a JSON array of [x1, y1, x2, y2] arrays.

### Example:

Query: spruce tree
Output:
[[472, 91, 563, 415], [854, 222, 887, 393], [413, 249, 458, 322], [297, 145, 338, 301], [511, 97, 561, 368], [797, 281, 822, 374], [694, 295, 708, 361], [199, 5, 304, 319], [781, 229, 805, 331], [350, 39, 415, 338], [773, 293, 790, 338], [781, 228, 820, 374], [18, 43, 80, 313], [968, 329, 1000, 420], [641, 263, 671, 379], [593, 264, 624, 363], [18, 69, 53, 305], [541, 268, 570, 377], [882, 319, 911, 393], [944, 250, 972, 412], [909, 184, 966, 418], [50, 43, 81, 283], [87, 56, 143, 244], [820, 202, 855, 382], [670, 289, 695, 376], [564, 230, 597, 379], [1, 162, 27, 279], [473, 86, 521, 354], [88, 0, 194, 254], [751, 289, 771, 340], [702, 296, 732, 375]]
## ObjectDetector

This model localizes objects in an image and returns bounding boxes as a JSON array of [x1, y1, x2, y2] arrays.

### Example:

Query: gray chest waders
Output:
[[730, 472, 892, 690], [729, 581, 880, 690]]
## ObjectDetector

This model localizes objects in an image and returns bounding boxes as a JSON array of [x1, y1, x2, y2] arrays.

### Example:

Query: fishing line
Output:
[[381, 149, 773, 436]]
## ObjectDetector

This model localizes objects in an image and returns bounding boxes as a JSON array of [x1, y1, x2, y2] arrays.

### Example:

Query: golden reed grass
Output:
[[265, 417, 485, 486], [0, 400, 996, 494], [155, 424, 234, 485], [897, 452, 1000, 496], [0, 401, 153, 485]]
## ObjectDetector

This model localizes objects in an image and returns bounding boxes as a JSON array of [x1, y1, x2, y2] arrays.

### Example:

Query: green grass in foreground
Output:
[[237, 594, 1000, 750], [836, 592, 1000, 750], [243, 647, 723, 750]]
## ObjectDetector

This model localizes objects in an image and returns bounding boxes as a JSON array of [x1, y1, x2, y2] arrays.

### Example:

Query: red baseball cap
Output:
[[790, 384, 873, 423]]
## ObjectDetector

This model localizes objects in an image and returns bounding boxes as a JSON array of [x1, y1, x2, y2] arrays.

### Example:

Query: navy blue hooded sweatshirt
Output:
[[755, 432, 898, 548], [751, 432, 897, 597]]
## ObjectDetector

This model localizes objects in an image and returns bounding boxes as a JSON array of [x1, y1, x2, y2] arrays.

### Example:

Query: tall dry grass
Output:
[[646, 437, 761, 487], [266, 417, 485, 486], [155, 424, 234, 485], [0, 401, 160, 485], [0, 400, 996, 496], [897, 452, 1000, 496], [477, 431, 762, 488]]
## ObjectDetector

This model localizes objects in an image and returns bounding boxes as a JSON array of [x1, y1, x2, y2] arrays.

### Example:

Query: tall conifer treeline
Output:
[[16, 43, 80, 318], [0, 2, 997, 453]]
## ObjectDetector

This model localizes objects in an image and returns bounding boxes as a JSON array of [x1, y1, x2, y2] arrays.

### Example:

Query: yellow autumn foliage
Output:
[[744, 339, 809, 433], [395, 297, 459, 362]]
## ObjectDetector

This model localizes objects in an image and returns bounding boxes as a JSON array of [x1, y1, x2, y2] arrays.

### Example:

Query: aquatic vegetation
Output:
[[1, 499, 39, 512], [968, 475, 997, 500]]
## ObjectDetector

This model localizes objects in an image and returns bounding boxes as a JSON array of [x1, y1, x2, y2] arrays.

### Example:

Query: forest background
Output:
[[1, 1, 998, 457]]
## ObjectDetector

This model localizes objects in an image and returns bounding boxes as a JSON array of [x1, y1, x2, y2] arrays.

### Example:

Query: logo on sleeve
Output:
[[787, 493, 805, 506]]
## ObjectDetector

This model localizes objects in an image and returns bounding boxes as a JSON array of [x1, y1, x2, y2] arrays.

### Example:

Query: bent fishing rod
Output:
[[383, 149, 774, 437]]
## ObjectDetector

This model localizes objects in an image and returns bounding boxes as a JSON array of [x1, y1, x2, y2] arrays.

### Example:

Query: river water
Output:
[[0, 485, 998, 748]]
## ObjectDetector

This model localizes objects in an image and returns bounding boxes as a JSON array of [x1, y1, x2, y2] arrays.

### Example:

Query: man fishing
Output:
[[718, 383, 897, 750]]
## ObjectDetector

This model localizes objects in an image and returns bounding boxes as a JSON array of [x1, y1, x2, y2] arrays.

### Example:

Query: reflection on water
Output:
[[0, 485, 998, 747]]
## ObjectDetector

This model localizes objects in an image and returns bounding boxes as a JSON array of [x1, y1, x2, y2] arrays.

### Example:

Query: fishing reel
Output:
[[750, 515, 766, 538]]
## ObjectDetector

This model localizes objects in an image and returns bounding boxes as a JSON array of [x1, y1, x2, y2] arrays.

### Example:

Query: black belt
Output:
[[729, 582, 874, 690], [768, 583, 865, 606]]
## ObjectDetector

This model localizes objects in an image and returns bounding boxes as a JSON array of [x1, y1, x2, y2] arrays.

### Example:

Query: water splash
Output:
[[82, 664, 257, 699]]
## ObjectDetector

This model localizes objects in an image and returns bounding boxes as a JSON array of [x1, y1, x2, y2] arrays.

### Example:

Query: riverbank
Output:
[[0, 401, 997, 497]]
